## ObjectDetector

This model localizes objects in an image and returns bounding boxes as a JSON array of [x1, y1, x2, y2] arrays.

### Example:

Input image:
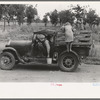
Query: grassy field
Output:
[[0, 22, 100, 64], [0, 22, 61, 41]]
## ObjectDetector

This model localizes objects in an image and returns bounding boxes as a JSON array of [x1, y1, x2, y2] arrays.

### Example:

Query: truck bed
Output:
[[55, 30, 92, 47]]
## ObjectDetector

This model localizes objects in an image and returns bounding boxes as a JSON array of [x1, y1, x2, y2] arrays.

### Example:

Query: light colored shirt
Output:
[[36, 34, 46, 42], [61, 24, 74, 42]]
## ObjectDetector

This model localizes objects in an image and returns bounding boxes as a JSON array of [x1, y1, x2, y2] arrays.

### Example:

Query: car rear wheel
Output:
[[0, 52, 15, 70], [58, 52, 79, 72]]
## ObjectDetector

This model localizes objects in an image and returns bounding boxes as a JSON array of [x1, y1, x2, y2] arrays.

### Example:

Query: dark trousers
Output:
[[66, 42, 72, 52]]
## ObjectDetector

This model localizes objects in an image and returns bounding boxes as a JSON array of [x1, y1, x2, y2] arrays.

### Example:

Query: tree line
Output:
[[0, 4, 38, 30], [43, 5, 100, 29], [0, 4, 100, 30]]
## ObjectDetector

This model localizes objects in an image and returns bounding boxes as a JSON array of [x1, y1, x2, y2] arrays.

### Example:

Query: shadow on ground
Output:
[[14, 64, 60, 71]]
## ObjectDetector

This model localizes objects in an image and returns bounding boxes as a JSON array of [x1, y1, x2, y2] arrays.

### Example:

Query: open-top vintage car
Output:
[[0, 29, 92, 72]]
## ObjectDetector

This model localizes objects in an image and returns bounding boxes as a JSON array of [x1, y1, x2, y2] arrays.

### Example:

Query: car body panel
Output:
[[6, 40, 32, 56]]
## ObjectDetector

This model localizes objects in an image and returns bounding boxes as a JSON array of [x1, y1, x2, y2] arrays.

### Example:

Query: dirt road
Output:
[[0, 63, 100, 82]]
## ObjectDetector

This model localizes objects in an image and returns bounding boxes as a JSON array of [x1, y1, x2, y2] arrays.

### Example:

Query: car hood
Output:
[[6, 40, 32, 47]]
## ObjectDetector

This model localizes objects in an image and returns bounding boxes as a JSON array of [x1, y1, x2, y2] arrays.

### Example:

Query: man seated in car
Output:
[[32, 31, 50, 58]]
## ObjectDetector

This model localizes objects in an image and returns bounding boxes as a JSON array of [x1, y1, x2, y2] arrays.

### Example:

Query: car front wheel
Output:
[[0, 52, 16, 70]]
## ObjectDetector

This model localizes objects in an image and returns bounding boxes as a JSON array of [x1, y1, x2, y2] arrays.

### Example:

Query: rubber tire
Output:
[[58, 52, 79, 72], [0, 52, 16, 70]]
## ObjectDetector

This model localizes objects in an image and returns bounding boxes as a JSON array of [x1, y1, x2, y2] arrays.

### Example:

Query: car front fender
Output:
[[2, 47, 22, 61]]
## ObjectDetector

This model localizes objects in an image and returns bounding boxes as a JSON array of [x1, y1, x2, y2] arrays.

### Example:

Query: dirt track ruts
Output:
[[0, 63, 100, 82]]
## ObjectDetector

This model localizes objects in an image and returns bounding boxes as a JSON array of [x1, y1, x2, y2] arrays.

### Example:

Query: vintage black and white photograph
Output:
[[0, 1, 100, 83]]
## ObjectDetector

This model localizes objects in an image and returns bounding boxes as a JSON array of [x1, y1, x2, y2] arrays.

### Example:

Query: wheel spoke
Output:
[[63, 56, 75, 68], [1, 56, 11, 66]]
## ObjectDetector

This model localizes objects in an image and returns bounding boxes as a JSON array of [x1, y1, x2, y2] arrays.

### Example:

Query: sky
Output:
[[1, 1, 100, 19], [31, 1, 100, 19]]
